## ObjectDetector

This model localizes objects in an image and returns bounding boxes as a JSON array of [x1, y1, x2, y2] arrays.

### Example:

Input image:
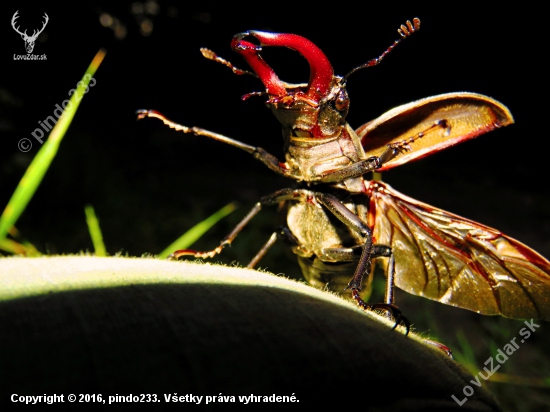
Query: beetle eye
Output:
[[335, 90, 349, 111]]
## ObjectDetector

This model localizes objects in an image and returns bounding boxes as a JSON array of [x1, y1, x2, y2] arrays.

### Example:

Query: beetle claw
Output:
[[351, 289, 410, 335], [386, 304, 410, 335]]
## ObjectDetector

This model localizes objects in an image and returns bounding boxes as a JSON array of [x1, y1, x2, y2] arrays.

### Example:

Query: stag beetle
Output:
[[138, 19, 550, 347]]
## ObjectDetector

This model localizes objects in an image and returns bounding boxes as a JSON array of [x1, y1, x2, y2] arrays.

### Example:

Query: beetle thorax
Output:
[[284, 122, 367, 183], [267, 81, 367, 183]]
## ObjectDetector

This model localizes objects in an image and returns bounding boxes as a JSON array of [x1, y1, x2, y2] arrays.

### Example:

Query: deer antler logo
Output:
[[11, 11, 49, 54]]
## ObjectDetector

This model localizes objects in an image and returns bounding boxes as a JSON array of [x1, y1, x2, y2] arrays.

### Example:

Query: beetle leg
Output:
[[314, 192, 409, 333], [314, 193, 374, 286], [170, 189, 306, 260], [318, 146, 398, 183], [247, 231, 278, 269], [317, 244, 387, 262], [200, 47, 258, 77], [314, 192, 380, 292], [318, 247, 357, 262], [374, 245, 396, 306], [137, 110, 291, 178], [323, 244, 399, 310], [353, 246, 410, 335], [388, 119, 451, 153], [320, 120, 452, 184], [247, 225, 310, 268], [170, 201, 263, 260], [375, 245, 450, 352], [276, 226, 300, 248], [351, 289, 410, 335]]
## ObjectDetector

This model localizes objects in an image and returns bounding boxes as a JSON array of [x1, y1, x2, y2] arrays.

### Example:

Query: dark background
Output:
[[1, 3, 549, 411]]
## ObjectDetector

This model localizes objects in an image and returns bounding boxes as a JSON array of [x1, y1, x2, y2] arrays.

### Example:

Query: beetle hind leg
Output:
[[351, 288, 410, 335], [347, 244, 410, 335], [313, 191, 410, 334]]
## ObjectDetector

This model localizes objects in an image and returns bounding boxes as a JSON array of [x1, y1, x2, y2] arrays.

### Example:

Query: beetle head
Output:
[[232, 31, 350, 139]]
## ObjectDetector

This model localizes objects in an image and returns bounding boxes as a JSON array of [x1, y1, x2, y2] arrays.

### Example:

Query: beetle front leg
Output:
[[319, 121, 450, 183], [318, 146, 399, 183], [137, 110, 291, 178]]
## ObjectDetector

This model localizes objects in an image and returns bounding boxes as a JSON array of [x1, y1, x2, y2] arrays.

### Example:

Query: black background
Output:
[[2, 4, 548, 260], [1, 3, 549, 410]]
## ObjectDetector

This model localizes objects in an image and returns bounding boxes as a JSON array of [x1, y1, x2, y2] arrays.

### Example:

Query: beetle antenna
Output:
[[200, 48, 258, 77], [342, 18, 420, 83]]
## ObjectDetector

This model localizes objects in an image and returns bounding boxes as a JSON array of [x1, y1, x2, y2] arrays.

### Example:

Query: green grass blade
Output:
[[84, 205, 107, 257], [0, 49, 107, 243], [453, 329, 478, 374], [158, 202, 236, 259], [0, 226, 41, 256], [0, 238, 40, 256]]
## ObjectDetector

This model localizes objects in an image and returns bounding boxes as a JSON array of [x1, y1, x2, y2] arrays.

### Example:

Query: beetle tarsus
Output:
[[136, 109, 192, 133], [169, 246, 224, 260], [139, 109, 291, 178], [200, 47, 258, 77], [387, 118, 452, 155], [351, 288, 410, 335]]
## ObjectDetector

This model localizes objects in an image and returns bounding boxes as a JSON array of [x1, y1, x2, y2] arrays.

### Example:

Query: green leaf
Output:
[[85, 205, 107, 256], [158, 202, 236, 259], [0, 49, 107, 245]]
